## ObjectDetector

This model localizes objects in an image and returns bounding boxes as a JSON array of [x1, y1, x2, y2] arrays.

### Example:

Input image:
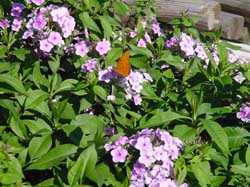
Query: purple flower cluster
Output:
[[166, 33, 208, 63], [165, 33, 244, 70], [123, 71, 153, 105], [98, 69, 153, 105], [237, 104, 250, 123], [105, 128, 187, 187]]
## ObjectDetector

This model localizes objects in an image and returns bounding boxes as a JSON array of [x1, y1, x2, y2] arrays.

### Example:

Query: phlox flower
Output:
[[48, 31, 64, 46], [144, 32, 152, 43], [127, 71, 145, 85], [84, 28, 89, 39], [143, 73, 153, 82], [96, 39, 111, 55], [131, 84, 143, 93], [165, 37, 179, 48], [138, 152, 156, 167], [135, 136, 153, 152], [50, 7, 69, 22], [133, 94, 142, 105], [39, 39, 54, 52], [110, 146, 128, 163], [130, 30, 137, 38], [212, 51, 219, 65], [11, 18, 23, 31], [228, 50, 238, 63], [0, 19, 10, 29], [29, 0, 45, 6], [159, 179, 179, 187], [152, 21, 163, 36], [107, 95, 116, 101], [137, 39, 146, 48], [104, 125, 115, 136], [233, 71, 245, 84], [81, 59, 97, 72], [195, 44, 207, 60], [237, 105, 250, 123], [32, 15, 47, 30], [141, 21, 147, 28], [61, 16, 75, 38], [11, 3, 24, 17], [179, 33, 195, 56], [75, 41, 89, 57], [22, 30, 34, 39]]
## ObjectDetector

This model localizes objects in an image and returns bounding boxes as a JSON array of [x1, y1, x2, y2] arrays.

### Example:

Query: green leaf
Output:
[[113, 1, 131, 16], [173, 125, 196, 142], [106, 48, 123, 67], [12, 48, 31, 61], [32, 61, 49, 88], [210, 176, 226, 186], [8, 157, 24, 178], [25, 89, 50, 109], [128, 44, 153, 57], [201, 119, 229, 155], [23, 119, 52, 135], [225, 127, 250, 150], [141, 82, 162, 101], [205, 147, 228, 169], [48, 58, 60, 74], [0, 45, 7, 58], [9, 116, 26, 140], [68, 144, 97, 186], [70, 114, 105, 143], [139, 110, 188, 129], [231, 164, 250, 176], [246, 144, 250, 166], [26, 144, 77, 170], [79, 12, 101, 33], [0, 99, 19, 122], [53, 79, 77, 95], [0, 173, 22, 185], [60, 103, 76, 120], [0, 74, 27, 95], [158, 51, 184, 69], [93, 85, 107, 100], [191, 161, 211, 186], [87, 163, 123, 186], [99, 16, 112, 38], [28, 133, 52, 160], [36, 178, 57, 187]]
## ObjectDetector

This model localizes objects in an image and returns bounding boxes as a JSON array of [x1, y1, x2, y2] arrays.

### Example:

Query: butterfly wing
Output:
[[114, 51, 131, 77]]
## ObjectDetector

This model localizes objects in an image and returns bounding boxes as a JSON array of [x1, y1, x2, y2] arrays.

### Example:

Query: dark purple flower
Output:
[[11, 3, 25, 17], [237, 105, 250, 122]]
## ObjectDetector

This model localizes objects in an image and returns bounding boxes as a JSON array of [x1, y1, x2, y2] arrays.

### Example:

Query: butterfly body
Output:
[[114, 50, 131, 77]]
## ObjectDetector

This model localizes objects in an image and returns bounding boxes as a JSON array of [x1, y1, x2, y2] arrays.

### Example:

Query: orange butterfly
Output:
[[113, 50, 131, 77]]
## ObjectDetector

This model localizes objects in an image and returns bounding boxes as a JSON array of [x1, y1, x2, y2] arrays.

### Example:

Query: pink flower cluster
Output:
[[105, 128, 187, 187], [21, 5, 75, 54], [237, 104, 250, 123]]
